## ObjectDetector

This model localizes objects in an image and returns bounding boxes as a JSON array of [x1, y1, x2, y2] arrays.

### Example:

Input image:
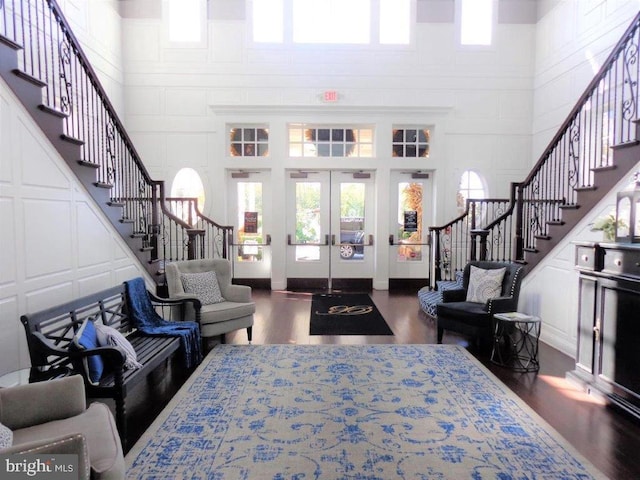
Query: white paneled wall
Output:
[[0, 79, 144, 376]]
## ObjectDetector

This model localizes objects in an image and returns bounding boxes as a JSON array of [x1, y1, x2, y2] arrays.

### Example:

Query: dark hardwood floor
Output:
[[219, 288, 640, 479]]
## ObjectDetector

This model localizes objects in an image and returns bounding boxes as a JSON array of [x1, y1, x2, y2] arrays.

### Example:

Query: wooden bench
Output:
[[20, 283, 201, 448]]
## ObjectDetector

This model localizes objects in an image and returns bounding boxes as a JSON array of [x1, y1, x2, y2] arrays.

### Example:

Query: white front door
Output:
[[286, 170, 375, 290], [388, 170, 432, 281], [228, 170, 271, 280]]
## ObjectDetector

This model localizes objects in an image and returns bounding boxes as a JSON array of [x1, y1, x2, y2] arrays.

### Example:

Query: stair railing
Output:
[[0, 0, 227, 282], [165, 197, 233, 260], [429, 198, 511, 288], [449, 12, 640, 269]]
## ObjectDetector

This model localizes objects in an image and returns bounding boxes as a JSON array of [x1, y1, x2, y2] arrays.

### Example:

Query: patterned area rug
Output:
[[126, 345, 607, 479]]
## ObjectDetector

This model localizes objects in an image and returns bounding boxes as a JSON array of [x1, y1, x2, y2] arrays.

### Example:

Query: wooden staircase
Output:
[[0, 0, 232, 290], [430, 12, 640, 286]]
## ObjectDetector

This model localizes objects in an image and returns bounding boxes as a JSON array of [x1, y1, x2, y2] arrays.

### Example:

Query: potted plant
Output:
[[590, 214, 627, 242]]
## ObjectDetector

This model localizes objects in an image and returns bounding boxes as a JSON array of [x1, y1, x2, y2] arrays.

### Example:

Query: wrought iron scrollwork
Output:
[[567, 124, 581, 189], [105, 121, 117, 184], [58, 40, 73, 112], [622, 39, 638, 122]]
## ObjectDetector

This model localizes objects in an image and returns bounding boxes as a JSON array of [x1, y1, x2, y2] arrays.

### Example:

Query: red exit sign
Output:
[[322, 90, 339, 102]]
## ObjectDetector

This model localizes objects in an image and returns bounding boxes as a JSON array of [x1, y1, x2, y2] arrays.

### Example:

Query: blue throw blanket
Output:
[[125, 277, 202, 369]]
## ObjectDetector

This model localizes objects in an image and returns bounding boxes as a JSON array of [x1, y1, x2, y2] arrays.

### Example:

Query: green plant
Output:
[[590, 214, 627, 241]]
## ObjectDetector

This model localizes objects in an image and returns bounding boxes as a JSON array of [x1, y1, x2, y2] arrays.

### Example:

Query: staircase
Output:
[[430, 11, 640, 288], [0, 0, 232, 290]]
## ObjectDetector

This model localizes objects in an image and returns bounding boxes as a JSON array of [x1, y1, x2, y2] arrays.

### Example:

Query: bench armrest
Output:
[[0, 375, 86, 429], [148, 291, 202, 323]]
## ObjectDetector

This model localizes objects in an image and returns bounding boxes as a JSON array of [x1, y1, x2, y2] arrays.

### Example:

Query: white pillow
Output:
[[0, 421, 12, 448], [466, 266, 506, 303], [181, 271, 224, 305], [94, 321, 142, 370]]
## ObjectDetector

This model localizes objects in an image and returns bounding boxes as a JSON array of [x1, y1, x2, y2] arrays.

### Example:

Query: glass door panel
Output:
[[389, 171, 431, 279], [229, 170, 271, 279], [286, 171, 375, 290], [286, 171, 331, 282]]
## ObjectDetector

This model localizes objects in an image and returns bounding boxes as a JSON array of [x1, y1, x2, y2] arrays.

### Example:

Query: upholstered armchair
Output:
[[0, 375, 125, 480], [165, 259, 254, 343], [436, 261, 525, 352]]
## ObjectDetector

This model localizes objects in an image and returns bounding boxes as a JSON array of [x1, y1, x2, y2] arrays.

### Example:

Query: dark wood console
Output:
[[570, 242, 640, 420]]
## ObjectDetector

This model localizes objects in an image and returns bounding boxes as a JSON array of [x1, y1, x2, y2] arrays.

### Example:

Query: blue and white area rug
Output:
[[126, 345, 607, 479]]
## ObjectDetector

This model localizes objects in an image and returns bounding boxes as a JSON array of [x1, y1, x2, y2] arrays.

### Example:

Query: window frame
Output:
[[163, 0, 208, 48], [228, 125, 270, 158], [456, 0, 497, 49], [288, 124, 375, 158], [249, 0, 415, 48]]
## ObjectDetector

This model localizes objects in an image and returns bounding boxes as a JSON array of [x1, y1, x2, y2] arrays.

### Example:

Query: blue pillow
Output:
[[71, 318, 104, 384]]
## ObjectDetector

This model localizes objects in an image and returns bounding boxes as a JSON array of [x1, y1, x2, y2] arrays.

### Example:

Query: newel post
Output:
[[514, 183, 524, 262]]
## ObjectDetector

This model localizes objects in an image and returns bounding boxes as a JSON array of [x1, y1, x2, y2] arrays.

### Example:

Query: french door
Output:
[[286, 170, 375, 290], [228, 170, 271, 281], [388, 170, 432, 282]]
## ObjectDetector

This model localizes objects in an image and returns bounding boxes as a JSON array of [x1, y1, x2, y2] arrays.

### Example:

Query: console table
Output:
[[569, 241, 640, 420]]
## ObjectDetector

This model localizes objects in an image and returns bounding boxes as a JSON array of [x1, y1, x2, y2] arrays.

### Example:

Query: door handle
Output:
[[333, 234, 373, 247], [388, 234, 430, 246], [287, 234, 329, 246], [229, 234, 271, 246]]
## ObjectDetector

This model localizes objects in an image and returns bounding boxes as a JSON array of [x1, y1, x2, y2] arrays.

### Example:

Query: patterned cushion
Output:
[[466, 266, 506, 303], [418, 287, 443, 317], [94, 321, 142, 370], [0, 421, 12, 448], [181, 271, 224, 305]]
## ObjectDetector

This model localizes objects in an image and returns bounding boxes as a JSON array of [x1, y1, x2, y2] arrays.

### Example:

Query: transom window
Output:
[[392, 128, 430, 158], [229, 127, 269, 157], [288, 125, 374, 157], [252, 0, 411, 45]]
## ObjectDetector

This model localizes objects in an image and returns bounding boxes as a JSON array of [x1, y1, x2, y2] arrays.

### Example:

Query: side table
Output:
[[491, 312, 541, 372]]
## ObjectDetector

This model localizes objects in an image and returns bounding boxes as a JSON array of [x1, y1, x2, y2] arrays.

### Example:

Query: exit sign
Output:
[[322, 90, 339, 102]]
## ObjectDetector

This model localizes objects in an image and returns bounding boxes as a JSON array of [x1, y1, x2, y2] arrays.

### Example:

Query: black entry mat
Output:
[[309, 293, 393, 336]]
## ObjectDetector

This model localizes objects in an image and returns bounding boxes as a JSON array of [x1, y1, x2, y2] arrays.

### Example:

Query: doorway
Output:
[[388, 170, 432, 289], [286, 170, 375, 291], [228, 170, 272, 288]]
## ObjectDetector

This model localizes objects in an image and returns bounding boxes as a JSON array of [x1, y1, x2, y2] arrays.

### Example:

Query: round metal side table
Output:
[[491, 312, 541, 372]]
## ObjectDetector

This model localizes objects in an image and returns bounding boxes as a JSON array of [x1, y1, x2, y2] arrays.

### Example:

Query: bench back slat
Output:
[[20, 284, 133, 370]]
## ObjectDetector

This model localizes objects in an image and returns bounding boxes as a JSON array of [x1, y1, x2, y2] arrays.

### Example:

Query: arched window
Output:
[[170, 168, 205, 224], [457, 170, 487, 223]]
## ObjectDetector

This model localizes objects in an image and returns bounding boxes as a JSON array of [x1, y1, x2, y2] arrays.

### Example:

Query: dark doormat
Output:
[[310, 293, 393, 335]]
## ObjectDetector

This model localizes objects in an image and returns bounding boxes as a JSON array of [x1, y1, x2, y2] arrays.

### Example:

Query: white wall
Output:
[[521, 0, 639, 356], [0, 78, 145, 376], [121, 0, 537, 290]]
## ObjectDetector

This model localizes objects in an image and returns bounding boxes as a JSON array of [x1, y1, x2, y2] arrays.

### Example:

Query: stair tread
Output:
[[611, 139, 640, 150], [94, 182, 113, 189], [60, 134, 84, 146], [12, 69, 46, 88], [38, 104, 68, 118], [78, 160, 99, 169], [0, 34, 22, 50]]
